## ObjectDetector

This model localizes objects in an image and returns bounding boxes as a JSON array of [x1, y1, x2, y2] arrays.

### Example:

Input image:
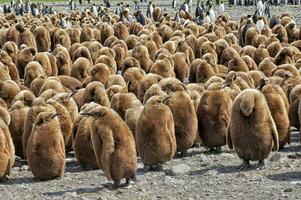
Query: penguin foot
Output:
[[175, 150, 187, 158], [192, 143, 201, 148], [256, 160, 265, 170], [214, 147, 222, 154], [131, 175, 137, 182], [112, 180, 120, 189], [150, 163, 163, 171], [180, 150, 188, 157], [125, 178, 130, 186], [143, 165, 151, 172], [239, 160, 251, 170]]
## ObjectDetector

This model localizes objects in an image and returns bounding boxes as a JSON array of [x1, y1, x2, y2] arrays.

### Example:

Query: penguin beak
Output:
[[80, 112, 94, 116], [222, 82, 229, 89], [69, 90, 78, 97], [162, 96, 172, 103], [51, 113, 61, 119]]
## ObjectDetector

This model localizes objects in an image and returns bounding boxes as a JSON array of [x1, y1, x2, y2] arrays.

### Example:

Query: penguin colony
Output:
[[0, 0, 299, 189]]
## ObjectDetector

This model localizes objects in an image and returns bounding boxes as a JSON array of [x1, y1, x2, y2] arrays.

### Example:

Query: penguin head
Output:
[[258, 77, 269, 90], [284, 71, 293, 79], [0, 107, 10, 126], [35, 112, 60, 126], [258, 16, 264, 20], [223, 72, 237, 88], [80, 106, 109, 118]]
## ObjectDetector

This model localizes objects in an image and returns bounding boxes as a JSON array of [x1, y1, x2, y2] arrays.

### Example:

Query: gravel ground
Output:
[[0, 3, 301, 200], [1, 130, 300, 200]]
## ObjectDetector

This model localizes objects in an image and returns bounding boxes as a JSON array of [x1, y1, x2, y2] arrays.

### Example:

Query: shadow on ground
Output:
[[267, 171, 301, 182], [0, 176, 35, 185], [43, 186, 104, 196]]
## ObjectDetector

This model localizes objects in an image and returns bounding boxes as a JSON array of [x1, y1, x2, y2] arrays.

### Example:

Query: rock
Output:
[[97, 197, 107, 200], [283, 188, 293, 193], [14, 158, 27, 167], [287, 153, 301, 159], [290, 181, 301, 185], [199, 154, 208, 162], [220, 153, 235, 159], [62, 192, 82, 200], [12, 167, 20, 171], [166, 164, 191, 176], [285, 164, 293, 168], [20, 165, 29, 171], [116, 190, 123, 195], [207, 169, 218, 176], [237, 172, 247, 178], [270, 153, 281, 162], [66, 157, 76, 163]]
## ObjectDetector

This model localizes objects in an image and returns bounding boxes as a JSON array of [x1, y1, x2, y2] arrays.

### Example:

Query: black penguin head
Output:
[[258, 16, 264, 20]]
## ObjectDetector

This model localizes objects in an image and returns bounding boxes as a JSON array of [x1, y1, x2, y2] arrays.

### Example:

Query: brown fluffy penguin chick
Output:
[[197, 89, 232, 153], [46, 99, 72, 150], [22, 98, 56, 159], [137, 73, 163, 102], [125, 100, 143, 139], [111, 92, 137, 120], [136, 95, 176, 170], [123, 67, 146, 97], [143, 84, 166, 105], [163, 84, 198, 156], [83, 81, 111, 108], [297, 101, 301, 144], [73, 102, 99, 170], [0, 106, 15, 170], [261, 84, 290, 149], [0, 128, 11, 180], [9, 101, 30, 158], [81, 106, 137, 189], [0, 80, 21, 106], [26, 112, 65, 180], [51, 93, 79, 124], [11, 90, 35, 107], [227, 89, 279, 170]]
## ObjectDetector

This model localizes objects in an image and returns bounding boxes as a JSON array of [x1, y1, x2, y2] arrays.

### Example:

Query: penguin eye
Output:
[[94, 110, 107, 118], [36, 118, 45, 125]]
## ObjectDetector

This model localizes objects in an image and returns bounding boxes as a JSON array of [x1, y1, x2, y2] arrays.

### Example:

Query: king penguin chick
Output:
[[0, 106, 14, 180], [136, 95, 176, 171], [81, 106, 137, 189], [26, 112, 65, 180], [227, 89, 279, 170]]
